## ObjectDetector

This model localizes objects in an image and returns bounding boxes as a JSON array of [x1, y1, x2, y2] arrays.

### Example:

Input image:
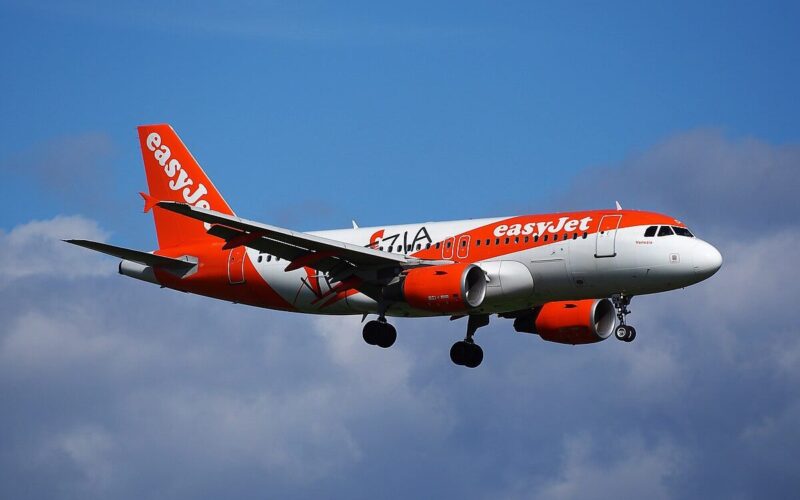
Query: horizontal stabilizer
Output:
[[64, 239, 196, 272]]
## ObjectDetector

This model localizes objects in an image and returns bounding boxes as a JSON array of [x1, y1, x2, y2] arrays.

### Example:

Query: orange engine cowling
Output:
[[399, 263, 487, 313], [513, 299, 616, 345]]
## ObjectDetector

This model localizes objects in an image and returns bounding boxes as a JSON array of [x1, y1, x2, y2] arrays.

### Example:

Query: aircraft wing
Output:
[[156, 201, 445, 282]]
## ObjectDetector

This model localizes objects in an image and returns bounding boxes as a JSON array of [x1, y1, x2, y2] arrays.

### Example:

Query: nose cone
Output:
[[693, 240, 723, 280]]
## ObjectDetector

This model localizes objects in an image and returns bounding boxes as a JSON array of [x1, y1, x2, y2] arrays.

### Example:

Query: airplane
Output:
[[66, 124, 723, 368]]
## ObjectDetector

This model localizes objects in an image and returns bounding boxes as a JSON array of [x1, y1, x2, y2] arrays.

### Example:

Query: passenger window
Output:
[[476, 239, 481, 247], [572, 233, 578, 240], [658, 226, 674, 237], [582, 232, 587, 239], [461, 240, 467, 247], [426, 243, 431, 249], [543, 235, 548, 242], [504, 237, 510, 244], [446, 241, 452, 248], [435, 242, 440, 249], [257, 255, 263, 263], [514, 237, 519, 244], [416, 244, 421, 250], [379, 246, 383, 251], [534, 235, 539, 242], [485, 239, 490, 246], [673, 226, 694, 237], [644, 226, 657, 237], [388, 246, 393, 252], [266, 255, 272, 262], [524, 236, 529, 243], [495, 238, 500, 245]]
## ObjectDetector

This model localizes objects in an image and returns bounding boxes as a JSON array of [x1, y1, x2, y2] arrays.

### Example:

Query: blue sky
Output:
[[2, 1, 799, 237], [1, 2, 800, 499]]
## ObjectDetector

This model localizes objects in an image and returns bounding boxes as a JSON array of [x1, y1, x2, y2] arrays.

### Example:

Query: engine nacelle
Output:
[[478, 260, 535, 305], [394, 263, 487, 313], [513, 298, 616, 345]]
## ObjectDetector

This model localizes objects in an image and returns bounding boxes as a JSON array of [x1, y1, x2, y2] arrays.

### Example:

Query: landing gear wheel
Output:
[[450, 341, 468, 365], [362, 319, 396, 348], [376, 322, 397, 348], [615, 325, 637, 342], [624, 326, 636, 343], [450, 315, 489, 368], [464, 343, 483, 368], [450, 341, 483, 368], [362, 320, 381, 346]]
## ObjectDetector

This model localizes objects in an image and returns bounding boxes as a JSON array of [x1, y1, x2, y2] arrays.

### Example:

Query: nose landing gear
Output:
[[450, 314, 489, 368], [615, 324, 637, 342], [612, 294, 637, 342]]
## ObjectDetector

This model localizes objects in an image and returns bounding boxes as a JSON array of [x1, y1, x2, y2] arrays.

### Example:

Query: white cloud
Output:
[[0, 215, 110, 281], [47, 426, 115, 491], [0, 216, 457, 497], [562, 129, 800, 239], [527, 434, 685, 500]]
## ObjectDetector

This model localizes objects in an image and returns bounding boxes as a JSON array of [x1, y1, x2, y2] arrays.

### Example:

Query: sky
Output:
[[1, 1, 799, 499]]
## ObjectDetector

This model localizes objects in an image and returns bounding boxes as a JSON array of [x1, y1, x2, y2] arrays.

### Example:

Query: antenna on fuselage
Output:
[[615, 201, 622, 211]]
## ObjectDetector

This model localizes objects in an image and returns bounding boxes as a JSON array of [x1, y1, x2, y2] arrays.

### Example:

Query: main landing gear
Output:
[[362, 316, 397, 348], [450, 314, 489, 368], [612, 294, 636, 343]]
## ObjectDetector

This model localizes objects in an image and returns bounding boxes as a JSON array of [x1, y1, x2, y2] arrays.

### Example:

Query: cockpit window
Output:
[[672, 226, 694, 237], [644, 226, 657, 237], [657, 226, 674, 237]]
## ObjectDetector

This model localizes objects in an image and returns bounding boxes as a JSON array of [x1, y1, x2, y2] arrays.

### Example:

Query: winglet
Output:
[[352, 219, 359, 229], [140, 192, 159, 213], [615, 200, 622, 211]]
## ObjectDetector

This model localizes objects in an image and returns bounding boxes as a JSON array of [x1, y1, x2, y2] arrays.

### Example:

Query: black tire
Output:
[[376, 322, 397, 348], [450, 341, 467, 365], [625, 326, 637, 343], [615, 324, 628, 341], [362, 320, 380, 345], [464, 343, 483, 368]]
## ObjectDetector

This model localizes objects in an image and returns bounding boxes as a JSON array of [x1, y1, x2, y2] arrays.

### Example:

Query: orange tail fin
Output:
[[137, 124, 234, 249]]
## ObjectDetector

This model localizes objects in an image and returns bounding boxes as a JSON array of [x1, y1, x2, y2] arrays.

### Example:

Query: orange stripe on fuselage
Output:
[[410, 209, 682, 263]]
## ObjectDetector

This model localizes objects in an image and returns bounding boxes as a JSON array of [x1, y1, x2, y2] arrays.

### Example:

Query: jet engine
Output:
[[513, 298, 616, 345], [387, 263, 487, 313]]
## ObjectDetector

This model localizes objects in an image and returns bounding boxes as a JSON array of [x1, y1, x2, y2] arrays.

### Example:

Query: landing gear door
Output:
[[595, 215, 622, 258]]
